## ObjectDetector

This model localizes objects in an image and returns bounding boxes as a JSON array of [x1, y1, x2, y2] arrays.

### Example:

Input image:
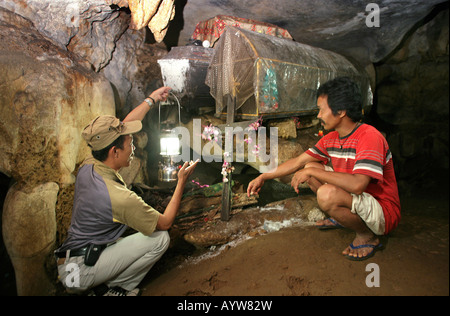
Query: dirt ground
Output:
[[140, 181, 449, 296]]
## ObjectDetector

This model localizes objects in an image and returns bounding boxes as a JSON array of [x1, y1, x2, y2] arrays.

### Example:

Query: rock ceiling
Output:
[[113, 0, 447, 65], [1, 0, 447, 66], [176, 0, 447, 65]]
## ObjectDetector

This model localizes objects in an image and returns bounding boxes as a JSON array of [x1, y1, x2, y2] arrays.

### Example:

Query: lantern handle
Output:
[[158, 92, 182, 130]]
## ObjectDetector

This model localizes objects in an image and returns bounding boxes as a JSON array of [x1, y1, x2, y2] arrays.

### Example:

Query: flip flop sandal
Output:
[[318, 218, 344, 230], [345, 243, 384, 261]]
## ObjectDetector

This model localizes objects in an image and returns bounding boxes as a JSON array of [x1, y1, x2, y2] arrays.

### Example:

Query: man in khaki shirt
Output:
[[56, 87, 198, 296]]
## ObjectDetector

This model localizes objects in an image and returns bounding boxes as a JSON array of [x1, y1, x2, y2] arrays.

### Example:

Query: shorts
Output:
[[324, 165, 385, 235], [351, 192, 385, 235]]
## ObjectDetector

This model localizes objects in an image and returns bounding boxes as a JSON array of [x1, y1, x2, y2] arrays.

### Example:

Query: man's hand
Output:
[[178, 159, 199, 185], [157, 159, 199, 231], [123, 86, 172, 123], [290, 169, 310, 194], [150, 86, 171, 103], [247, 175, 265, 197]]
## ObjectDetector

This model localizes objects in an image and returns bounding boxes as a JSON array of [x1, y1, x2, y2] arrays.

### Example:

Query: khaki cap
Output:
[[82, 115, 142, 151]]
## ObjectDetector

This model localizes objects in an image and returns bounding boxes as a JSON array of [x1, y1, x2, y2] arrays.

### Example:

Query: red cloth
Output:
[[192, 15, 293, 47]]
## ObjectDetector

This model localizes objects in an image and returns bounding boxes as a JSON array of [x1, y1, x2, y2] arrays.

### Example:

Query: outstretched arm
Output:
[[156, 160, 199, 230], [247, 151, 320, 197]]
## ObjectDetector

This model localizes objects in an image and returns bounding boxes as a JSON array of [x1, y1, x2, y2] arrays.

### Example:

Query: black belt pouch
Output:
[[84, 244, 106, 266]]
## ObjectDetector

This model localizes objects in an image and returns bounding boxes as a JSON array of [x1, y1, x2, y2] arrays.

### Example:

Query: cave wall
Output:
[[373, 6, 449, 193]]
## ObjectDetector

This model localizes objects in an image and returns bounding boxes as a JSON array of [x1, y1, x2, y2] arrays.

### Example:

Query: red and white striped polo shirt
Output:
[[306, 123, 401, 234]]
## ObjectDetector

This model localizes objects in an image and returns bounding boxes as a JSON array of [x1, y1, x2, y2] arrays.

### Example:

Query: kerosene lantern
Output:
[[158, 94, 181, 182]]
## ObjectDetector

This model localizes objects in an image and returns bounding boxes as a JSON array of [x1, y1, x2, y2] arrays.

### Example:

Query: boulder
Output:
[[2, 182, 59, 295]]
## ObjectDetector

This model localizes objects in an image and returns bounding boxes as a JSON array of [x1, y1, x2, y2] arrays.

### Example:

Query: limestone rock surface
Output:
[[0, 7, 115, 187], [2, 182, 59, 295], [0, 7, 114, 295]]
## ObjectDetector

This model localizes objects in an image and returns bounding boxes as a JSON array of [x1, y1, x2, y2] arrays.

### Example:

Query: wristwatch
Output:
[[144, 97, 156, 108]]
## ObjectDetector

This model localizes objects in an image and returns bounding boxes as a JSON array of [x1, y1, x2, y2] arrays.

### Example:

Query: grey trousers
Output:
[[57, 231, 170, 293]]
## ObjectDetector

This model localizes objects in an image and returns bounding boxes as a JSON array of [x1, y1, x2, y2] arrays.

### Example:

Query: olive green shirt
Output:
[[85, 157, 160, 236]]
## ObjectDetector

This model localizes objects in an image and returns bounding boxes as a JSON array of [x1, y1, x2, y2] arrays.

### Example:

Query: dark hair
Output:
[[316, 77, 363, 122], [91, 135, 126, 162]]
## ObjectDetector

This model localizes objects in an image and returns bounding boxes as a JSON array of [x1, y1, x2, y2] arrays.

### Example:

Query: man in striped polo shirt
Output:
[[247, 77, 400, 261]]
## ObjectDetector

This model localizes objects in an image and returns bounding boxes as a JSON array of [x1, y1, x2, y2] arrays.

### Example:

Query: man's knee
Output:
[[153, 230, 170, 254], [161, 230, 170, 248], [316, 184, 339, 210], [138, 230, 170, 257]]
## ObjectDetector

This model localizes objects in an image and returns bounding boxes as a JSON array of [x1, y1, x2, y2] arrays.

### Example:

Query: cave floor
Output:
[[141, 180, 449, 296]]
